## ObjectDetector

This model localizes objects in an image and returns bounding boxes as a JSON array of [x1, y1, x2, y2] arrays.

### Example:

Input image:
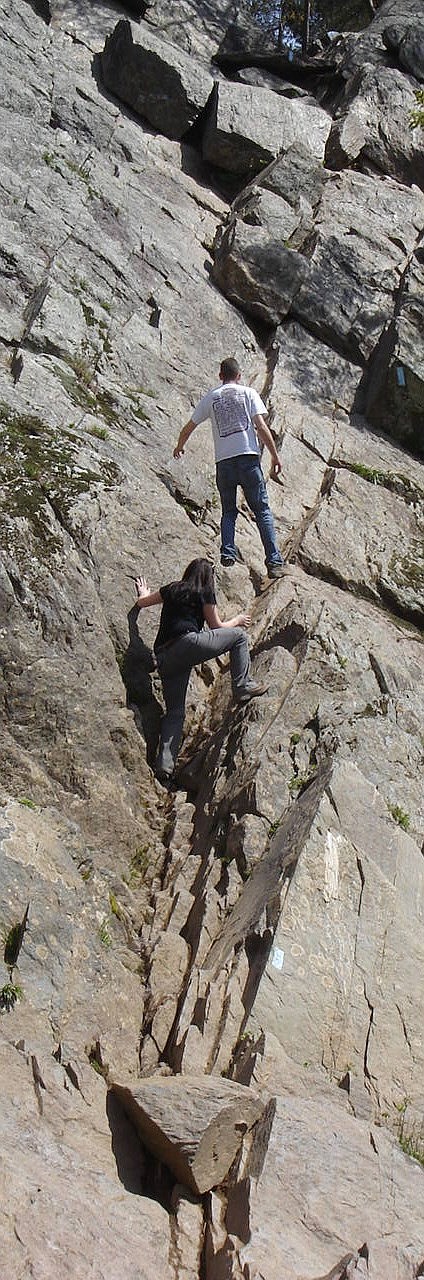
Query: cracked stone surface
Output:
[[1, 0, 424, 1277]]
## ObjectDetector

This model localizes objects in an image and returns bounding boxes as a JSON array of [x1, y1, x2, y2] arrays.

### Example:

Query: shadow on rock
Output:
[[122, 606, 162, 766], [106, 1090, 145, 1195]]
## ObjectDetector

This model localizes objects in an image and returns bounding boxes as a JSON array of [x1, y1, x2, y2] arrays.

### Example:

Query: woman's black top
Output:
[[154, 581, 216, 652]]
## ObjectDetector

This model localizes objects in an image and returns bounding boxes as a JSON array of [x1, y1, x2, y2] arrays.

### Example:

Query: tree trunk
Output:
[[302, 0, 312, 52]]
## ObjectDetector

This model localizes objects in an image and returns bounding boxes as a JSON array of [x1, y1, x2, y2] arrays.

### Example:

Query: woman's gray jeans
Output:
[[155, 627, 251, 776]]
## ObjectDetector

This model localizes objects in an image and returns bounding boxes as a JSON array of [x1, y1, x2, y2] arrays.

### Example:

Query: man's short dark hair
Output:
[[220, 357, 240, 382]]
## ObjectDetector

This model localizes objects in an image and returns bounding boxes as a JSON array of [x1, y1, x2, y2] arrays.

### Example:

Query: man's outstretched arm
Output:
[[253, 414, 282, 475], [173, 418, 198, 458]]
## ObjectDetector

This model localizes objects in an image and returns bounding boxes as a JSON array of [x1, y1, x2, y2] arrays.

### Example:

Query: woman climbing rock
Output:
[[134, 558, 266, 786]]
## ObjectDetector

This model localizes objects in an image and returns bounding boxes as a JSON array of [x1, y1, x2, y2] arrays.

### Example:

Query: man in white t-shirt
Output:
[[173, 357, 286, 577]]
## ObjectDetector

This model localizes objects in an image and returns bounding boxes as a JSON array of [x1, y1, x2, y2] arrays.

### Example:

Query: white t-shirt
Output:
[[191, 381, 267, 463]]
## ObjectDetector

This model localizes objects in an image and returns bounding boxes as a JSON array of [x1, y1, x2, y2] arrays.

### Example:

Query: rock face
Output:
[[1, 0, 424, 1277], [101, 18, 214, 139]]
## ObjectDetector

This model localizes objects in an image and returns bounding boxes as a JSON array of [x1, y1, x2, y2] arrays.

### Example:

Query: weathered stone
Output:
[[246, 761, 424, 1118], [364, 254, 424, 457], [326, 64, 424, 189], [231, 1095, 424, 1280], [101, 19, 214, 139], [202, 79, 330, 176], [1, 0, 424, 1274], [214, 166, 424, 366], [237, 66, 314, 99], [170, 1186, 205, 1280], [110, 1076, 267, 1193], [0, 1037, 173, 1280], [383, 23, 424, 81]]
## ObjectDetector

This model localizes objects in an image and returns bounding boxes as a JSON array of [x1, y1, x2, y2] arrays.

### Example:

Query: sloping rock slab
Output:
[[202, 80, 330, 177], [110, 1076, 270, 1193], [101, 18, 214, 139], [247, 760, 424, 1114], [231, 1094, 424, 1279]]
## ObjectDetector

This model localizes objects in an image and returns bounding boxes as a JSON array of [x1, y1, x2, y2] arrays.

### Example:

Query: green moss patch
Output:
[[0, 404, 119, 557]]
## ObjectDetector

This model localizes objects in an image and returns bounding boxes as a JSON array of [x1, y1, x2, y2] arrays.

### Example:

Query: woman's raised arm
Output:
[[135, 576, 163, 609]]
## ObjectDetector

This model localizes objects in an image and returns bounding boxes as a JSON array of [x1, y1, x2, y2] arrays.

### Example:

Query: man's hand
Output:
[[173, 419, 197, 459], [270, 458, 282, 478]]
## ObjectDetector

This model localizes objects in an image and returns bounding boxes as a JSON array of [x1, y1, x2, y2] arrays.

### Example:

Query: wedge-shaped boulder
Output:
[[110, 1076, 270, 1194], [101, 19, 214, 140], [202, 80, 330, 176]]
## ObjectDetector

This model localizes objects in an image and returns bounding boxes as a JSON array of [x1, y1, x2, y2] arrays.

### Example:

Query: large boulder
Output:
[[100, 18, 214, 139], [213, 162, 424, 363], [326, 63, 424, 189], [383, 22, 424, 80], [110, 1076, 271, 1193], [202, 79, 331, 176]]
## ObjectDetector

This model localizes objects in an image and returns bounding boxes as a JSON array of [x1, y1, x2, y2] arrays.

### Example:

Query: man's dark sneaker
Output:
[[234, 681, 268, 705], [220, 548, 244, 568], [267, 562, 290, 579], [154, 766, 175, 790]]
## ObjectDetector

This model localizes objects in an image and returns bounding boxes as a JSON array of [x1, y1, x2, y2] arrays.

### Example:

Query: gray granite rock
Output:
[[202, 79, 331, 176], [326, 63, 424, 188], [101, 18, 214, 139], [213, 165, 424, 365]]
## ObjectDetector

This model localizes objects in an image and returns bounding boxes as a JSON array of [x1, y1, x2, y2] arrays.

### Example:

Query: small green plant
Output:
[[109, 892, 125, 922], [337, 655, 348, 669], [348, 462, 386, 485], [410, 89, 424, 130], [98, 917, 112, 948], [79, 863, 92, 882], [129, 844, 150, 884], [88, 425, 108, 440], [0, 982, 23, 1011], [290, 732, 301, 746], [18, 797, 37, 810], [394, 1097, 424, 1167], [268, 817, 283, 839], [288, 766, 317, 796], [87, 1040, 109, 1079], [43, 151, 61, 173], [387, 803, 410, 832], [69, 349, 94, 387]]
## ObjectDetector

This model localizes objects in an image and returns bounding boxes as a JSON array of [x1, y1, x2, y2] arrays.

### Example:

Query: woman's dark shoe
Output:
[[154, 766, 175, 789], [234, 681, 268, 705]]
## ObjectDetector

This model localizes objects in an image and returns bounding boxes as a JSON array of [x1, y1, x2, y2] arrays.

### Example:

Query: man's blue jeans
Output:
[[216, 454, 283, 567]]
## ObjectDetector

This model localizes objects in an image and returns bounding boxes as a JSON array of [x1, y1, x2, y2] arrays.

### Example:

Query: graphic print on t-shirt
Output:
[[212, 389, 251, 438]]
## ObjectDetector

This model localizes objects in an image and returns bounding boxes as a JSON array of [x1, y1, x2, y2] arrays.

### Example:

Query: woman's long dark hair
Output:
[[181, 558, 214, 594]]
